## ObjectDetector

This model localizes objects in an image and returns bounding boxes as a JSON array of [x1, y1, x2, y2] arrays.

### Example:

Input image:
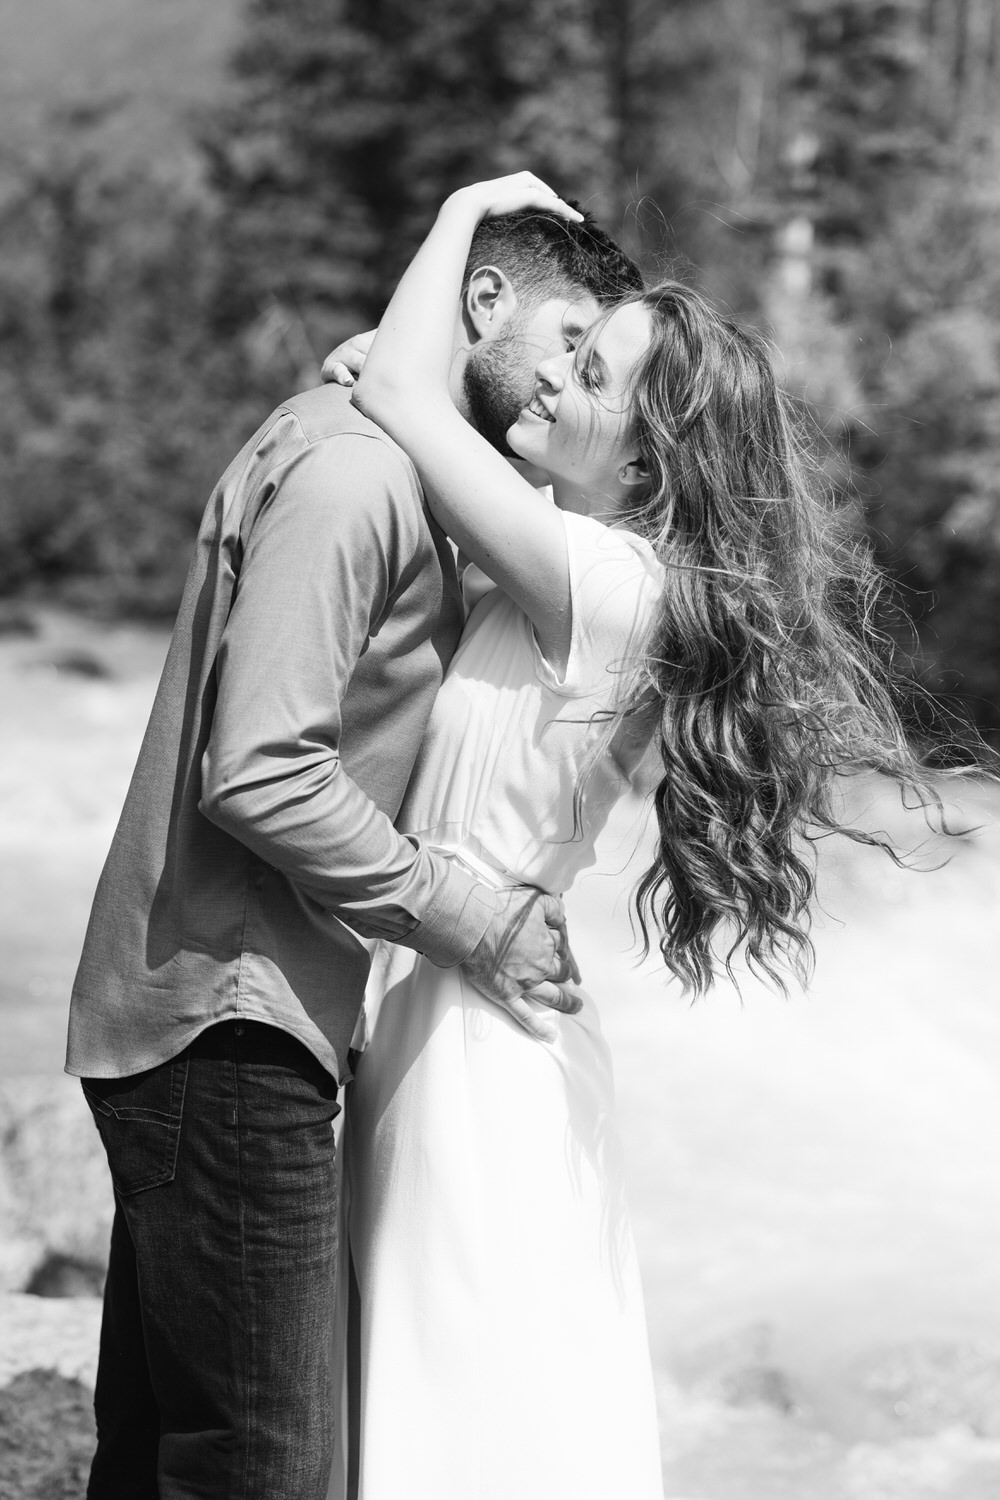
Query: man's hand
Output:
[[461, 886, 584, 1043], [322, 330, 376, 387]]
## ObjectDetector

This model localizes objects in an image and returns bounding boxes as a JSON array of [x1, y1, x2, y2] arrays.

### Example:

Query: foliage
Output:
[[846, 177, 1000, 741], [780, 0, 1000, 741], [199, 0, 619, 339], [0, 112, 277, 614], [0, 0, 997, 737]]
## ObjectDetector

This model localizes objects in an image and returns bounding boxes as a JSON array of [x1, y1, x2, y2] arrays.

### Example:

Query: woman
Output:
[[328, 174, 943, 1499]]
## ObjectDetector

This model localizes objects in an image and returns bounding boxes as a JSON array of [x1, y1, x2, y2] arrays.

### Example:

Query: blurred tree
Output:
[[0, 107, 256, 613], [200, 0, 622, 366], [771, 0, 1000, 741], [0, 0, 997, 745], [201, 0, 802, 321]]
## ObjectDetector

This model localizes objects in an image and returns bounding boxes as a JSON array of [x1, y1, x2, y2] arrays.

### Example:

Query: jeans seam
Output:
[[235, 1041, 252, 1500], [106, 1108, 177, 1124]]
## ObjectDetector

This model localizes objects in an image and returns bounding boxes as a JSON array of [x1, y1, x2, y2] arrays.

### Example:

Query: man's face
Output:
[[463, 295, 601, 455]]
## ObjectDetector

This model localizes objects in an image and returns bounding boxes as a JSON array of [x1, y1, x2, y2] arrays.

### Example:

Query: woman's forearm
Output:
[[354, 193, 480, 422], [346, 174, 583, 667]]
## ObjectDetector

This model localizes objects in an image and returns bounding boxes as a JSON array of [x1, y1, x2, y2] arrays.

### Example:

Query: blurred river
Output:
[[2, 608, 999, 1498]]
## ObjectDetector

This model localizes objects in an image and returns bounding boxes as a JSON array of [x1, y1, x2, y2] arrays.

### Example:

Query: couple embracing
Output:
[[69, 173, 935, 1499]]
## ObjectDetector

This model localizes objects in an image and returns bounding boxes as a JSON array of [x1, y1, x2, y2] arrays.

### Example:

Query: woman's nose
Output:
[[535, 351, 568, 390]]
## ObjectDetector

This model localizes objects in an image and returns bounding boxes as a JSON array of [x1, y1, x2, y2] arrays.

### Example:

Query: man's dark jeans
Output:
[[82, 1020, 341, 1500]]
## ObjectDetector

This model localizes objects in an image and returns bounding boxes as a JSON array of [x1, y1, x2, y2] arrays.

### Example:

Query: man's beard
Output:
[[462, 322, 533, 456]]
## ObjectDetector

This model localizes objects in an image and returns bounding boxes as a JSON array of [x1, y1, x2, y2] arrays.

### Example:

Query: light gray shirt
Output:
[[67, 385, 495, 1082]]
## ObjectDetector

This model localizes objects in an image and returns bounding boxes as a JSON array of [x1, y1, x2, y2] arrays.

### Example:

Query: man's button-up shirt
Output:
[[67, 385, 494, 1083]]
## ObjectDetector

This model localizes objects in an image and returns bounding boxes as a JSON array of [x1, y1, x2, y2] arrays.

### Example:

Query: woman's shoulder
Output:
[[530, 509, 662, 698], [561, 508, 662, 582], [560, 510, 663, 627]]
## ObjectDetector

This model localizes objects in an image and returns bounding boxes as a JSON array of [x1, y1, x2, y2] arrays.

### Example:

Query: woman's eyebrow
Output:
[[561, 312, 590, 341], [583, 348, 611, 385]]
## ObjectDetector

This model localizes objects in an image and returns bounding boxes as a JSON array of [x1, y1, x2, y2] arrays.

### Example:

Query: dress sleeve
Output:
[[460, 560, 498, 614], [532, 509, 663, 701]]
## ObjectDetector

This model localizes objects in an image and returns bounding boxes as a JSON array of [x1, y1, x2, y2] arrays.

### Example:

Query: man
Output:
[[68, 204, 643, 1500]]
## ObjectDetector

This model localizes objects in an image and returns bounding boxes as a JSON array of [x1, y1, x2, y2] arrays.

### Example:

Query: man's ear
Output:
[[619, 457, 650, 489], [463, 265, 519, 343]]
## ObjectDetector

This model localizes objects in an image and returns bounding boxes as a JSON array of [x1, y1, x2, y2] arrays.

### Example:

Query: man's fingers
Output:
[[321, 358, 355, 386], [465, 885, 579, 1029], [547, 921, 581, 987], [539, 893, 567, 929], [547, 948, 578, 987], [321, 329, 377, 384], [548, 922, 581, 986], [522, 981, 585, 1015]]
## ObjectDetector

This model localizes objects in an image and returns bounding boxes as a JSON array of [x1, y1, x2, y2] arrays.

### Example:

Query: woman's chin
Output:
[[506, 417, 529, 451], [509, 422, 563, 490], [507, 416, 546, 462]]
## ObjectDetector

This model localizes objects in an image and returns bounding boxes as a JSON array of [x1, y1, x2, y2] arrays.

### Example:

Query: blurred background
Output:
[[1, 0, 1000, 731], [1, 3, 1000, 1498]]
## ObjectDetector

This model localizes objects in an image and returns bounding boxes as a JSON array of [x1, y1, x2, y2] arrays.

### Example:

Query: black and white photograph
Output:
[[1, 3, 999, 1497]]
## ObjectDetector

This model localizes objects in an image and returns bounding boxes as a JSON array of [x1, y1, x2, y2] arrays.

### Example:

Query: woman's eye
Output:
[[577, 361, 601, 392]]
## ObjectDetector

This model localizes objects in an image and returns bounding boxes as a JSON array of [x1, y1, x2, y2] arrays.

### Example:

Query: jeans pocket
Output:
[[81, 1054, 190, 1196]]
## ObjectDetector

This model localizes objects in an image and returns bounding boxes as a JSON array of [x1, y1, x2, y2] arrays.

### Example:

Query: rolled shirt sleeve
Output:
[[199, 431, 495, 968]]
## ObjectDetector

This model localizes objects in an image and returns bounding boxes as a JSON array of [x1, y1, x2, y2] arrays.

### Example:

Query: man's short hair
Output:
[[463, 206, 644, 310]]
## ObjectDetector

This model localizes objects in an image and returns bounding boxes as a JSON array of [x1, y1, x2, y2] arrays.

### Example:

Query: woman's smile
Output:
[[508, 301, 654, 506], [522, 392, 555, 423]]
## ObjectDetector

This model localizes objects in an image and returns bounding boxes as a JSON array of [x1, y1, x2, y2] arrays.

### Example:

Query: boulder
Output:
[[0, 1076, 111, 1294]]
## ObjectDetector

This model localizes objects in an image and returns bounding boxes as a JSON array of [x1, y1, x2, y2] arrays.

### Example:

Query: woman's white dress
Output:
[[331, 509, 666, 1500]]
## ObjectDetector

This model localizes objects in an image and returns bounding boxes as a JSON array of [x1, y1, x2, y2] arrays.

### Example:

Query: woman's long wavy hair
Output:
[[607, 281, 951, 994]]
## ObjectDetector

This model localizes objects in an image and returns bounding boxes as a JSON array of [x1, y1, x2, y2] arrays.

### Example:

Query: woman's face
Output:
[[507, 301, 652, 503]]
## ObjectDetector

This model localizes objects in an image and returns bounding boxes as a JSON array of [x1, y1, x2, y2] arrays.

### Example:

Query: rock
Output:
[[0, 1293, 102, 1391], [31, 650, 113, 681], [717, 1361, 799, 1415], [682, 1321, 805, 1418], [0, 608, 39, 640], [0, 1077, 112, 1293], [25, 1251, 105, 1299], [0, 1368, 95, 1500]]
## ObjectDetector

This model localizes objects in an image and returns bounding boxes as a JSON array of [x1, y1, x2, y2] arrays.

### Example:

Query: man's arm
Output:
[[199, 432, 483, 958], [198, 428, 578, 1033]]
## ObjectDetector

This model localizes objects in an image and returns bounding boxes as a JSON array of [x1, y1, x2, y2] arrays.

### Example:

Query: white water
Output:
[[3, 611, 1000, 1497]]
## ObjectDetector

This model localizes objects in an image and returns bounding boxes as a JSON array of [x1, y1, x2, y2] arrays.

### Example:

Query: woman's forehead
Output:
[[581, 303, 653, 379]]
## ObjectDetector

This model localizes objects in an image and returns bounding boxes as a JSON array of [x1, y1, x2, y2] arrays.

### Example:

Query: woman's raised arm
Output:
[[351, 175, 583, 668]]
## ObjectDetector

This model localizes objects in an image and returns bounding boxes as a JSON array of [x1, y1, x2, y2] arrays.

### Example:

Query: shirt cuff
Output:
[[399, 854, 497, 969]]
